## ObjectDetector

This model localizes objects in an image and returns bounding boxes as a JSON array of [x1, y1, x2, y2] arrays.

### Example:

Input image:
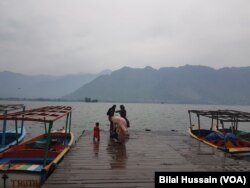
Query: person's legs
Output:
[[109, 116, 114, 132]]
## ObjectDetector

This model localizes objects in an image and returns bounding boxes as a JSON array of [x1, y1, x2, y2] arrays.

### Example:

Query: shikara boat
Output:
[[188, 110, 250, 153], [0, 104, 26, 152], [0, 106, 74, 188]]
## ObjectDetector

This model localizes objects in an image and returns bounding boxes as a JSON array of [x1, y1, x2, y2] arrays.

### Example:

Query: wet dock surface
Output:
[[43, 130, 250, 188]]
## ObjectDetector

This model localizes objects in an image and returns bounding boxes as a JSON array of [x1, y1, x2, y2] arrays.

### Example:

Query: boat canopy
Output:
[[0, 106, 72, 123], [0, 104, 25, 114], [188, 110, 250, 123]]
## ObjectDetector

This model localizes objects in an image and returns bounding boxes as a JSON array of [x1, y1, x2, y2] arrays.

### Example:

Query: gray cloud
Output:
[[0, 0, 250, 75]]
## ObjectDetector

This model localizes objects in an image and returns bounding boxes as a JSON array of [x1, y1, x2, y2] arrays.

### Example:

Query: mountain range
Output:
[[1, 65, 250, 105], [0, 70, 111, 99], [64, 65, 250, 105]]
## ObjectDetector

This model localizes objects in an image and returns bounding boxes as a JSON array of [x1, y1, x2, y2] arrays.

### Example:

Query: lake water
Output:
[[1, 101, 250, 140]]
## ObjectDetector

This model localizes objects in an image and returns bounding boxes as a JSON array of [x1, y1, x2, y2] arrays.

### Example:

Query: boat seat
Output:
[[26, 141, 47, 149], [26, 138, 68, 150], [1, 149, 59, 158], [50, 144, 67, 152], [0, 157, 54, 164]]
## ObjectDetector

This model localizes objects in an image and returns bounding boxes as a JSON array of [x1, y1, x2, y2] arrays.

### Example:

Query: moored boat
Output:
[[0, 104, 26, 152], [188, 110, 250, 153], [0, 106, 74, 188]]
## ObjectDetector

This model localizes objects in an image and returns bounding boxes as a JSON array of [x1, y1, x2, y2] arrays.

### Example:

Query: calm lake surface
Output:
[[2, 101, 250, 140]]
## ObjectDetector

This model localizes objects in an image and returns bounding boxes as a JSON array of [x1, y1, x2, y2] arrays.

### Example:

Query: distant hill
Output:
[[64, 65, 250, 105], [0, 70, 111, 99]]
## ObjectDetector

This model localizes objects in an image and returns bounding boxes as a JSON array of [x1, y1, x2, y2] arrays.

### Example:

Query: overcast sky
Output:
[[0, 0, 250, 75]]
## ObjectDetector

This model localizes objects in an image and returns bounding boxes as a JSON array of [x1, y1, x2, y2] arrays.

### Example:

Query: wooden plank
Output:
[[43, 130, 250, 188]]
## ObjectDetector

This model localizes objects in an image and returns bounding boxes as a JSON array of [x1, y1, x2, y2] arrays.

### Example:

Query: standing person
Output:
[[116, 105, 130, 128], [107, 105, 116, 132], [93, 122, 100, 142]]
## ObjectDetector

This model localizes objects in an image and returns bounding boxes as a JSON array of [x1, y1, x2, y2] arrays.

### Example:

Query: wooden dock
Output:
[[43, 130, 250, 188]]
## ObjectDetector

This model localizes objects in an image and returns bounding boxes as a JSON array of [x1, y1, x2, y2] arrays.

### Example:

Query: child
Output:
[[93, 122, 100, 142]]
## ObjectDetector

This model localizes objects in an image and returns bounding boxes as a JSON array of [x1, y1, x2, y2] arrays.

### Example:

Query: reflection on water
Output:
[[93, 140, 100, 157], [187, 136, 230, 166], [106, 139, 127, 169]]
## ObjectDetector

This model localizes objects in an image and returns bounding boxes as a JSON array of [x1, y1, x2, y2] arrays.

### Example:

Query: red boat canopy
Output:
[[0, 104, 25, 113], [0, 106, 72, 123]]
